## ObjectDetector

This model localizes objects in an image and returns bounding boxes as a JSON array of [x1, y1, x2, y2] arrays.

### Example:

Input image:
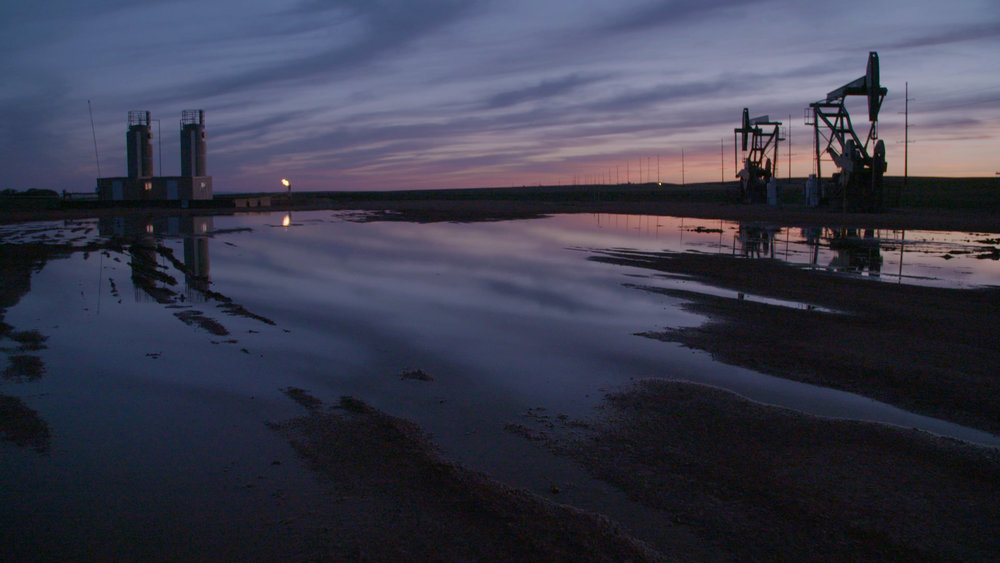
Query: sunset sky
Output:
[[2, 0, 998, 192]]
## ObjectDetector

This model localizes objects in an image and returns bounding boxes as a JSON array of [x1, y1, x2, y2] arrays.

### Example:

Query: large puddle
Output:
[[570, 213, 1000, 288], [1, 210, 998, 552]]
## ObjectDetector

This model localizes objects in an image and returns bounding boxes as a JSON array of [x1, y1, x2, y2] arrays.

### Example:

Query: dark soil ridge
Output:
[[590, 249, 1000, 436], [533, 379, 1000, 562], [268, 391, 667, 561]]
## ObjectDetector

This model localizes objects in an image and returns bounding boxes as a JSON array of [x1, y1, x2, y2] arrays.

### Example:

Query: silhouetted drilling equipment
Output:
[[97, 110, 213, 202], [734, 108, 782, 204], [808, 51, 888, 212]]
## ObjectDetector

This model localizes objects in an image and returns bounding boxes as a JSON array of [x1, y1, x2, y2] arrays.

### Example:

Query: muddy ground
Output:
[[269, 391, 664, 561], [515, 379, 1000, 562], [591, 248, 1000, 436]]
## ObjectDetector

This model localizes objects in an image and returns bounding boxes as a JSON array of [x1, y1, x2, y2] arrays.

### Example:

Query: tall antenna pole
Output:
[[657, 155, 660, 183], [88, 100, 102, 178], [897, 82, 914, 207], [681, 148, 686, 186]]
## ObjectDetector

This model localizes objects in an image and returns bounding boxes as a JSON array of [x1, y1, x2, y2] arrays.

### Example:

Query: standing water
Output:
[[1, 211, 997, 556]]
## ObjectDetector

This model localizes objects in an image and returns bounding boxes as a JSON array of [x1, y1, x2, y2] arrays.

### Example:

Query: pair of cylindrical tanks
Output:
[[126, 110, 205, 178]]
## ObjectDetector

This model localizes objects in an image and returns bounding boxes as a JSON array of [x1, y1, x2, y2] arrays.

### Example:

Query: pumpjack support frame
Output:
[[808, 51, 888, 212]]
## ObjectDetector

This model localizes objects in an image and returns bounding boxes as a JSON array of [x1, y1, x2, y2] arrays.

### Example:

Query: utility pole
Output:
[[904, 82, 910, 198], [898, 82, 914, 206], [681, 148, 686, 186], [720, 138, 725, 183]]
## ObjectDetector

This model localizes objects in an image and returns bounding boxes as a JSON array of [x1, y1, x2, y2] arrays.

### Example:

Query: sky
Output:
[[2, 0, 998, 193]]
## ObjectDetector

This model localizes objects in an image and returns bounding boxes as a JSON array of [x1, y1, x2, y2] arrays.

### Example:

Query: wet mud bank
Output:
[[268, 390, 663, 561], [518, 379, 1000, 561], [591, 249, 1000, 436]]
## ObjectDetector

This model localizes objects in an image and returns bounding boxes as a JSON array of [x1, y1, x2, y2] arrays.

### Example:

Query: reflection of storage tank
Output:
[[180, 109, 206, 177], [126, 110, 154, 178]]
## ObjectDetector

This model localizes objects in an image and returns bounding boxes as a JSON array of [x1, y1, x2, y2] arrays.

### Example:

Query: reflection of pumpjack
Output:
[[735, 223, 780, 258], [828, 229, 883, 277]]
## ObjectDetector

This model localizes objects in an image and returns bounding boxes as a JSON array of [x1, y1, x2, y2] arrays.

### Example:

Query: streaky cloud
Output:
[[484, 74, 608, 109], [885, 22, 1000, 50], [600, 0, 770, 33]]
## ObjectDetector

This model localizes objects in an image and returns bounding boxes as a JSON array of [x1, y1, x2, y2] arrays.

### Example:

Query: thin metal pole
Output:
[[774, 124, 780, 180], [788, 114, 792, 179], [721, 138, 725, 183], [813, 108, 822, 180], [88, 100, 102, 178], [681, 148, 685, 186], [903, 82, 909, 204]]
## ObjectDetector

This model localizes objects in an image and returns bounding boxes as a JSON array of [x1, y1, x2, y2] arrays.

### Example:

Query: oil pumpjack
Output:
[[808, 51, 888, 212], [734, 109, 782, 203]]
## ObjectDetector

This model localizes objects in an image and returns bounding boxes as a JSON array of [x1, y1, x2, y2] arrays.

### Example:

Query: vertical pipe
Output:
[[774, 125, 780, 180], [813, 108, 822, 180]]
